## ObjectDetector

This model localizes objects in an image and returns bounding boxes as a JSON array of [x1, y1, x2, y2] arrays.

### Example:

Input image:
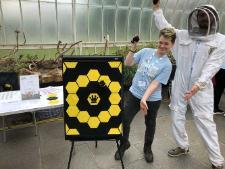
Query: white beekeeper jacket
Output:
[[154, 5, 225, 167]]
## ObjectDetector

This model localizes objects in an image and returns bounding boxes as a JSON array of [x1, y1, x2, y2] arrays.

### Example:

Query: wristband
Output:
[[129, 49, 136, 53]]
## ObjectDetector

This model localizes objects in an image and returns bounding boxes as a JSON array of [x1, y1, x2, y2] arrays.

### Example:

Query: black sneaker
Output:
[[144, 149, 153, 163], [114, 141, 130, 160], [212, 164, 223, 169], [168, 147, 189, 157], [214, 109, 224, 115]]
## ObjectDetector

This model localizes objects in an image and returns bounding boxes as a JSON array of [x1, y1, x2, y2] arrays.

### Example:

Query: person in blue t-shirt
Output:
[[114, 28, 176, 163]]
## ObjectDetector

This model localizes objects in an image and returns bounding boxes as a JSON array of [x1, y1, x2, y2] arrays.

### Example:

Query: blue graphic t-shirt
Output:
[[129, 48, 172, 101]]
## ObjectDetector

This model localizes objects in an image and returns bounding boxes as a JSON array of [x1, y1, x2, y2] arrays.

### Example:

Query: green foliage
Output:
[[0, 42, 175, 85]]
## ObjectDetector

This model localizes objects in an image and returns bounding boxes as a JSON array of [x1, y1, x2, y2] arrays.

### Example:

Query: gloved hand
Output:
[[131, 35, 140, 44], [153, 0, 159, 5]]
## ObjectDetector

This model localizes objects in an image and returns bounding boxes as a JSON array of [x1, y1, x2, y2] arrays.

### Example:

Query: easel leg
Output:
[[67, 141, 75, 169], [116, 139, 125, 169], [2, 116, 6, 142], [95, 140, 98, 148]]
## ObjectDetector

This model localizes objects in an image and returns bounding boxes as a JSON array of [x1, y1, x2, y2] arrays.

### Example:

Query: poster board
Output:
[[63, 56, 123, 141]]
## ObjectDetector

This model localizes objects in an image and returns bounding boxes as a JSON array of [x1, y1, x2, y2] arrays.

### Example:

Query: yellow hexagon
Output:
[[63, 63, 67, 74], [108, 128, 121, 135], [76, 75, 89, 87], [66, 94, 79, 106], [119, 64, 122, 74], [109, 82, 121, 93], [119, 123, 122, 133], [66, 124, 80, 135], [87, 69, 100, 81], [109, 93, 121, 104], [108, 105, 121, 116], [66, 106, 79, 117], [98, 111, 111, 123], [88, 117, 100, 128], [64, 62, 78, 69], [87, 93, 101, 105], [98, 75, 111, 87], [77, 111, 90, 123], [66, 82, 79, 93], [108, 61, 121, 68]]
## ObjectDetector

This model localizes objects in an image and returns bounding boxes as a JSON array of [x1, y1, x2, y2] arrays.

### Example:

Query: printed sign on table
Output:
[[20, 75, 40, 100]]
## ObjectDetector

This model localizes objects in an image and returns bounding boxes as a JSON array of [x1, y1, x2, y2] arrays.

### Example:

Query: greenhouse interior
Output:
[[0, 0, 225, 169]]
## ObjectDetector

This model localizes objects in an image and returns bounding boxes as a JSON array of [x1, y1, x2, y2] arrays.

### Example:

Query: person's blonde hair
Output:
[[159, 28, 176, 44]]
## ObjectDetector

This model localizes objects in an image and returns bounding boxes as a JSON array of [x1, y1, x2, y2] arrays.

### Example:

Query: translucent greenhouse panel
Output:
[[131, 0, 143, 8], [171, 11, 183, 29], [40, 2, 57, 44], [211, 0, 225, 12], [128, 9, 141, 40], [76, 0, 88, 5], [150, 17, 159, 41], [117, 0, 130, 7], [165, 0, 178, 10], [89, 7, 102, 42], [103, 8, 115, 42], [176, 0, 186, 10], [2, 0, 22, 45], [220, 13, 225, 34], [197, 0, 212, 7], [140, 10, 152, 41], [40, 0, 55, 2], [159, 0, 167, 10], [163, 9, 174, 27], [89, 0, 102, 5], [75, 5, 88, 42], [103, 0, 116, 6], [142, 0, 151, 8], [58, 3, 73, 43], [21, 1, 41, 44], [116, 9, 129, 41], [180, 12, 189, 29], [57, 0, 72, 3], [186, 0, 199, 11], [0, 7, 5, 45]]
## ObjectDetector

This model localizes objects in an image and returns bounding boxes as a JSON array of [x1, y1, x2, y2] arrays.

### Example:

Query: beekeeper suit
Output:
[[153, 4, 225, 168]]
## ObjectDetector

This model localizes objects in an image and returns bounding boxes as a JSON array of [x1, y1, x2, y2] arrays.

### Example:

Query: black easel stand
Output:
[[66, 139, 124, 169], [116, 139, 125, 169], [67, 141, 75, 169]]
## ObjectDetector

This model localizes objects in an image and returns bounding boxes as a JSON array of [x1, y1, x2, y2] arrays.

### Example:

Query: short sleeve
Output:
[[155, 62, 172, 85], [133, 48, 148, 64]]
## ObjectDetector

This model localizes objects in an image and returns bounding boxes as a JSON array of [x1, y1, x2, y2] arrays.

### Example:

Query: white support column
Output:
[[18, 0, 24, 38], [73, 0, 76, 43], [0, 0, 7, 45], [88, 0, 90, 42], [38, 0, 43, 45], [115, 0, 118, 42], [55, 0, 59, 42], [127, 0, 132, 41], [150, 9, 153, 41], [101, 0, 104, 42], [138, 0, 145, 40]]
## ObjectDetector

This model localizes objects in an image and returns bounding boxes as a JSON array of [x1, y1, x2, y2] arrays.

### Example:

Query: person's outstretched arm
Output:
[[153, 0, 174, 30], [184, 46, 225, 101], [140, 80, 160, 115]]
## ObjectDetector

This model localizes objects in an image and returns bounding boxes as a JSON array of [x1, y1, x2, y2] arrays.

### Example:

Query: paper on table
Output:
[[20, 75, 40, 100], [0, 91, 21, 103]]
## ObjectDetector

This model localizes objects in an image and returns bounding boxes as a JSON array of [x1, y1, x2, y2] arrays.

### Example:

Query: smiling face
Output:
[[156, 35, 174, 56]]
